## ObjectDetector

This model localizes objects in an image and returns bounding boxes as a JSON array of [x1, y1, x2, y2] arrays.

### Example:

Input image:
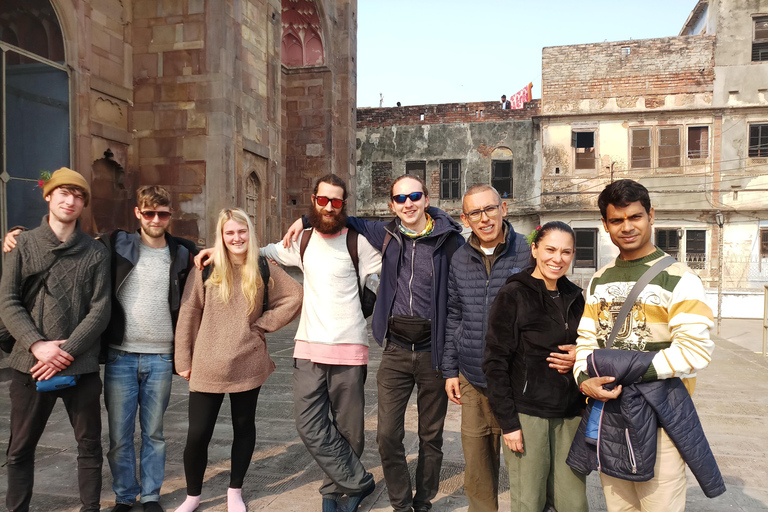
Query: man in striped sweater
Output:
[[574, 179, 715, 512]]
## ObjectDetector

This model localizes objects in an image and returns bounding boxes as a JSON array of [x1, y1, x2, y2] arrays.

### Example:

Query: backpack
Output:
[[202, 255, 271, 312], [299, 227, 386, 318]]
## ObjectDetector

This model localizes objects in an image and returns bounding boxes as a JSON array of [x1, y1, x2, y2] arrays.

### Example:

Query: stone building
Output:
[[0, 0, 357, 246], [356, 101, 540, 232], [540, 0, 768, 316]]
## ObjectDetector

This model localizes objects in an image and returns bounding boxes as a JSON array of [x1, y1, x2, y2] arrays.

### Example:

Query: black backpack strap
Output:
[[258, 255, 270, 312], [202, 264, 213, 283], [346, 227, 362, 299], [299, 228, 313, 265]]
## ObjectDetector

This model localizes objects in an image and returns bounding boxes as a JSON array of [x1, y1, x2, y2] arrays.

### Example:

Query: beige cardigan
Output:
[[175, 263, 302, 393]]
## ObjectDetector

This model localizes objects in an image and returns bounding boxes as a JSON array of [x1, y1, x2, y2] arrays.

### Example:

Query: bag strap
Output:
[[606, 255, 676, 349], [299, 228, 313, 265], [346, 227, 363, 302], [258, 255, 270, 312]]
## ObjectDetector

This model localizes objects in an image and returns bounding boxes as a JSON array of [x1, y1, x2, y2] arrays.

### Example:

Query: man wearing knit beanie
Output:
[[43, 167, 91, 207], [0, 165, 110, 512]]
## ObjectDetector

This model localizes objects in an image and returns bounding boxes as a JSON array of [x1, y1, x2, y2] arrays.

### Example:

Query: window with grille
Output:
[[656, 228, 680, 260], [658, 127, 681, 168], [687, 126, 709, 159], [574, 229, 597, 268], [491, 161, 513, 198], [761, 229, 768, 259], [572, 131, 596, 170], [753, 16, 768, 62], [749, 124, 768, 157], [440, 160, 460, 199], [405, 161, 426, 182], [631, 128, 651, 169], [685, 230, 706, 269]]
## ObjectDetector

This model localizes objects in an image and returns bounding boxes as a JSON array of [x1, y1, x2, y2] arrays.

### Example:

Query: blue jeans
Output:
[[104, 349, 173, 504]]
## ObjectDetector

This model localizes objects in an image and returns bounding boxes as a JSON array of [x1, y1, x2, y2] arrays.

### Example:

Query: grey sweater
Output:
[[0, 217, 111, 375]]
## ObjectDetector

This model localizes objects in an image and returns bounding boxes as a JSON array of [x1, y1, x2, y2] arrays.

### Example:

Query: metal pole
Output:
[[764, 285, 768, 357], [716, 212, 724, 335]]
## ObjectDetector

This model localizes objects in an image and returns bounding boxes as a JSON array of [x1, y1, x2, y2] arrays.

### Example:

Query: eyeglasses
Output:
[[463, 204, 501, 222], [391, 192, 424, 204], [139, 210, 172, 221], [314, 196, 346, 209]]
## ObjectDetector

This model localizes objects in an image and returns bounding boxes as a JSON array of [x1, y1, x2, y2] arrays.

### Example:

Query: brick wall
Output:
[[357, 100, 539, 128], [542, 36, 715, 103], [371, 161, 392, 199]]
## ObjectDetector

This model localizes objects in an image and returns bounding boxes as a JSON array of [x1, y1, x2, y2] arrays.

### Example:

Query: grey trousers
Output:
[[293, 358, 373, 496]]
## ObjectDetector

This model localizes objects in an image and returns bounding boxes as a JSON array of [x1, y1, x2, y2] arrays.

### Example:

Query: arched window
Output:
[[0, 0, 70, 234], [281, 0, 324, 67]]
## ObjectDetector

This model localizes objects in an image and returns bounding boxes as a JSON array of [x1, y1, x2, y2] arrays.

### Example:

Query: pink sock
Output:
[[227, 488, 246, 512], [174, 495, 201, 512]]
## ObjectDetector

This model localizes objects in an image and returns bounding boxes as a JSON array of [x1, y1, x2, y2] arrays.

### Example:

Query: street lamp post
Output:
[[715, 211, 725, 335]]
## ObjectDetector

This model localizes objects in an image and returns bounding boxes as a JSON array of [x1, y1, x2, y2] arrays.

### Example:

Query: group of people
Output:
[[0, 167, 724, 512]]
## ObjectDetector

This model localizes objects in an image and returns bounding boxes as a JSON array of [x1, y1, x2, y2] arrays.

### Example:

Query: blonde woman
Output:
[[174, 209, 302, 512]]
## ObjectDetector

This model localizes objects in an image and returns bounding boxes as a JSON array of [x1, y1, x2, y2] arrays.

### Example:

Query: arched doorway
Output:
[[0, 0, 70, 234], [245, 171, 262, 241]]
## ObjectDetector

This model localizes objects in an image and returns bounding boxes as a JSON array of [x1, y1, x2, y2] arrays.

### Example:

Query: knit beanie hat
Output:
[[43, 167, 91, 207]]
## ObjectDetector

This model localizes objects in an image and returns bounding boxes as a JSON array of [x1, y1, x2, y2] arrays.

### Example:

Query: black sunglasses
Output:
[[314, 196, 346, 209], [139, 210, 172, 221], [391, 192, 424, 204]]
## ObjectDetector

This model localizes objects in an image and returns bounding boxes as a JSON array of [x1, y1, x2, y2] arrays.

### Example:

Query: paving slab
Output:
[[0, 320, 767, 511]]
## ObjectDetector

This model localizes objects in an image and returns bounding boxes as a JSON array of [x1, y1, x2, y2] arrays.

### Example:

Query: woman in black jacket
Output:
[[483, 221, 588, 512]]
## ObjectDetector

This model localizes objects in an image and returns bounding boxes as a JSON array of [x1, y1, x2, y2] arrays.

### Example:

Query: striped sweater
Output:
[[574, 248, 714, 384]]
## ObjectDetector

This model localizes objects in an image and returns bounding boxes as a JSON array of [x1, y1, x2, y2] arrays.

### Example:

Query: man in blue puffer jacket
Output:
[[441, 185, 573, 512]]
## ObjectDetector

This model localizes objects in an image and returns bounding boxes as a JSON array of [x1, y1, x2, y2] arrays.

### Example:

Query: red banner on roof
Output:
[[509, 83, 533, 110]]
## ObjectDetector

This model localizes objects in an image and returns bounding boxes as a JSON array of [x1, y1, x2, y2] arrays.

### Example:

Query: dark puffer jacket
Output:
[[441, 221, 530, 387], [346, 207, 464, 370], [566, 349, 726, 499], [483, 271, 586, 433]]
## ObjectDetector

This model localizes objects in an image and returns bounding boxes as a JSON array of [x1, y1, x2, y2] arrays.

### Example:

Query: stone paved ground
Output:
[[1, 318, 767, 511]]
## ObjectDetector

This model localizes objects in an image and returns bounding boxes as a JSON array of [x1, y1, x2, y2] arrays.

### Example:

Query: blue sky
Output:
[[357, 0, 700, 107]]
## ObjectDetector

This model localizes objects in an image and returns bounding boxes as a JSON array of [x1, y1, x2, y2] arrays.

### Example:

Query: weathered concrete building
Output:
[[356, 100, 540, 231], [0, 0, 357, 246], [540, 0, 768, 315]]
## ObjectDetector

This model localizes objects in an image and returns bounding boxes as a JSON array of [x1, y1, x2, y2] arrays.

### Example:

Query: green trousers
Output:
[[502, 413, 588, 512]]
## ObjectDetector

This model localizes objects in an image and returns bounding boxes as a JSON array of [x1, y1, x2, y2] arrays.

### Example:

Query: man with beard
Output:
[[259, 174, 381, 512], [4, 184, 198, 512]]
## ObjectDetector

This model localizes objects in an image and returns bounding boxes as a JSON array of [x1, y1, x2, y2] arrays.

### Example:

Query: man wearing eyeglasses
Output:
[[7, 185, 198, 511], [441, 185, 538, 512], [283, 173, 465, 512]]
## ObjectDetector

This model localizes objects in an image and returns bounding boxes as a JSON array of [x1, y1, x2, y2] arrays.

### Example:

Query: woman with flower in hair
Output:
[[483, 221, 588, 512], [174, 208, 302, 512]]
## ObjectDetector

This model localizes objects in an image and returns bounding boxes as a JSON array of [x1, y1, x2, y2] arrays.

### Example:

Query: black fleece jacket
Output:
[[483, 270, 585, 433]]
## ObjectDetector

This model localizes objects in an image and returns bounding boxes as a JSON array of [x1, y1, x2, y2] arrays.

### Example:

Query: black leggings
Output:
[[183, 387, 261, 495]]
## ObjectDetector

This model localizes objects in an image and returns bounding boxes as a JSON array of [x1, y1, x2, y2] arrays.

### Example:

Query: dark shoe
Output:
[[143, 502, 164, 512], [322, 496, 338, 512], [111, 505, 133, 512], [342, 479, 375, 512]]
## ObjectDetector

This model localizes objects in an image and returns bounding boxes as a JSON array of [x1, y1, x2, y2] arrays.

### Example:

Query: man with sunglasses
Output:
[[255, 174, 381, 512], [283, 174, 464, 512], [441, 185, 547, 512], [5, 184, 198, 512]]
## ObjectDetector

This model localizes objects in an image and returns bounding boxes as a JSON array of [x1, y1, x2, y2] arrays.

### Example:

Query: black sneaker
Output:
[[143, 502, 164, 512], [111, 505, 133, 512]]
